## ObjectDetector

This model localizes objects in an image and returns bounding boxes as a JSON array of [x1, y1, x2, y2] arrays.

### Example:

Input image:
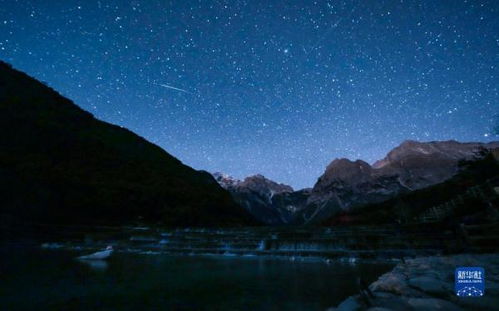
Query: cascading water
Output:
[[37, 226, 453, 260], [257, 240, 266, 251]]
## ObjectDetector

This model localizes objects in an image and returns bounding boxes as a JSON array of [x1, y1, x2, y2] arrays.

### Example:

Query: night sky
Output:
[[1, 0, 498, 189]]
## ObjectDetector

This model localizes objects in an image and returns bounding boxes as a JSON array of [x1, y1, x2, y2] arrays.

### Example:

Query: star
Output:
[[1, 0, 497, 188]]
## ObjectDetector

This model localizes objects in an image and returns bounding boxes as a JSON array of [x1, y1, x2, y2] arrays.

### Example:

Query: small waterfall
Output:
[[39, 225, 449, 259], [257, 240, 266, 251]]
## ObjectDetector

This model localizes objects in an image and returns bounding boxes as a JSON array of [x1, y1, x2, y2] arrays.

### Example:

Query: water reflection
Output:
[[77, 259, 108, 271], [3, 246, 394, 311]]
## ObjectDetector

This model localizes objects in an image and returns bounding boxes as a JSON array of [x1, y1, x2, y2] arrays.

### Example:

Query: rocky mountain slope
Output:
[[0, 61, 252, 227], [216, 140, 499, 225], [302, 140, 499, 224], [322, 149, 499, 226], [213, 173, 310, 225]]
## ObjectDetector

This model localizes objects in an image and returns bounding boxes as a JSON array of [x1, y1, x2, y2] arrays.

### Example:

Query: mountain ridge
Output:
[[214, 140, 499, 225], [0, 61, 253, 227], [212, 172, 309, 224]]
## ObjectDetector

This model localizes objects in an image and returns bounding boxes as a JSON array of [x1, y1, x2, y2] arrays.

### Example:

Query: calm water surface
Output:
[[1, 245, 393, 311]]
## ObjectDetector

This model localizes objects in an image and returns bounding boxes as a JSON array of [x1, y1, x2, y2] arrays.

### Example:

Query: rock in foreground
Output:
[[328, 254, 499, 311]]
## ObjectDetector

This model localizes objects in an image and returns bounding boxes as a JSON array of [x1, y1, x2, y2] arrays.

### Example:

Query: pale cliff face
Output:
[[303, 140, 499, 224], [212, 172, 306, 225], [213, 140, 499, 225]]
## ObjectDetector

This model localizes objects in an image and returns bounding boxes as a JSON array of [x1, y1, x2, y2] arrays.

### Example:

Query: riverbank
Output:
[[328, 254, 499, 311]]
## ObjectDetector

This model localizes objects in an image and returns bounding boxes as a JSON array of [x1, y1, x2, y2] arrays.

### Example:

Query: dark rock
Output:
[[408, 276, 451, 296], [406, 297, 464, 311]]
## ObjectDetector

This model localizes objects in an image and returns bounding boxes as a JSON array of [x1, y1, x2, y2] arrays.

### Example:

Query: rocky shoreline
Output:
[[328, 254, 499, 311]]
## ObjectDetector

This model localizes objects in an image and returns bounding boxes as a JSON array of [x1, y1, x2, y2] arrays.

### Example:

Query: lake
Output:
[[1, 244, 393, 311]]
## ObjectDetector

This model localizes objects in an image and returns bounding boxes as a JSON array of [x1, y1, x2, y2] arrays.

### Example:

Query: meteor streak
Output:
[[156, 83, 191, 94]]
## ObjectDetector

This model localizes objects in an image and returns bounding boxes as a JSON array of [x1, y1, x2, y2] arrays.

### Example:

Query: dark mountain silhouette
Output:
[[0, 61, 253, 227]]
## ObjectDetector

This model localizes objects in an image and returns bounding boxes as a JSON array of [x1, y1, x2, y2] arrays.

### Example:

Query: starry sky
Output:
[[1, 0, 498, 189]]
